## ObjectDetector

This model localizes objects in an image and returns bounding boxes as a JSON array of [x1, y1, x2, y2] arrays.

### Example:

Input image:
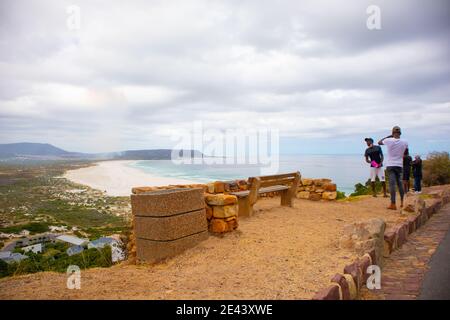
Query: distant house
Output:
[[88, 237, 125, 263], [56, 235, 89, 247], [15, 233, 57, 248], [0, 251, 11, 260], [0, 251, 28, 264], [66, 245, 84, 256], [23, 243, 44, 254], [88, 237, 116, 249]]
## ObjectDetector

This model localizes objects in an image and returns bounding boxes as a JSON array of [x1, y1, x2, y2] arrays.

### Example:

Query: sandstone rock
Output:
[[302, 178, 313, 186], [214, 181, 225, 193], [396, 224, 408, 247], [207, 183, 215, 193], [309, 192, 322, 201], [322, 191, 337, 200], [331, 274, 350, 300], [226, 218, 238, 230], [315, 188, 324, 193], [323, 183, 337, 192], [205, 205, 213, 220], [237, 180, 248, 190], [313, 178, 332, 186], [383, 231, 397, 256], [341, 218, 385, 266], [297, 191, 310, 199], [205, 194, 238, 206], [344, 260, 363, 291], [212, 204, 238, 218], [367, 248, 377, 266], [132, 186, 155, 194], [343, 274, 358, 300], [312, 284, 341, 300], [229, 182, 239, 192], [209, 218, 229, 233], [358, 255, 372, 283], [407, 217, 416, 234]]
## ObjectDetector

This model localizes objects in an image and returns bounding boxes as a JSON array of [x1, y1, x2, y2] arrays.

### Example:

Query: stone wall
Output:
[[297, 178, 338, 201], [312, 187, 450, 300]]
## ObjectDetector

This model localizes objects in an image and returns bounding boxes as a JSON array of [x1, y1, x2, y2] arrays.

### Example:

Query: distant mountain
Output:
[[0, 143, 70, 158], [0, 143, 204, 160], [106, 149, 204, 160]]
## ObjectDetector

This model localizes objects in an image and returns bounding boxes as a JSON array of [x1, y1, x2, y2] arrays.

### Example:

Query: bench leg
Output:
[[280, 190, 293, 207], [237, 197, 253, 217]]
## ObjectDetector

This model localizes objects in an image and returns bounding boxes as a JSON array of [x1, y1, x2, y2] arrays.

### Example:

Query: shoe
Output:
[[387, 203, 397, 210], [383, 194, 388, 198]]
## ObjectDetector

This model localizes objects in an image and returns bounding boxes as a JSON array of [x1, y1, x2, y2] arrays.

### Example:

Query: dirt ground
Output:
[[0, 193, 419, 300]]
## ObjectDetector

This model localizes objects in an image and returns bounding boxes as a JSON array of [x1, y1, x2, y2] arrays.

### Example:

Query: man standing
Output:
[[403, 148, 412, 193], [378, 126, 408, 210], [364, 138, 387, 197], [412, 155, 423, 193]]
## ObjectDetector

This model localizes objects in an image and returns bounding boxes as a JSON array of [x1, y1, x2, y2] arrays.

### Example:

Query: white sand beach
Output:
[[63, 160, 199, 196]]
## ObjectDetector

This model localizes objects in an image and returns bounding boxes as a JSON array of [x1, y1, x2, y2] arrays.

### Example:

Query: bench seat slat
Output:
[[260, 177, 295, 188], [230, 185, 288, 198], [257, 172, 298, 181]]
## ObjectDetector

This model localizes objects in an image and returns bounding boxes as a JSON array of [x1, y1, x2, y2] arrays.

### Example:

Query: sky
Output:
[[0, 0, 449, 155]]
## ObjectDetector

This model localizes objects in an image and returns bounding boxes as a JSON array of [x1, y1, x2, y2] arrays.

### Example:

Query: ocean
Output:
[[130, 154, 370, 195]]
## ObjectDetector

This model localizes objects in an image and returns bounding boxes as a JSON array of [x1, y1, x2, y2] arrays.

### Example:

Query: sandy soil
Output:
[[0, 194, 412, 300], [63, 161, 199, 196]]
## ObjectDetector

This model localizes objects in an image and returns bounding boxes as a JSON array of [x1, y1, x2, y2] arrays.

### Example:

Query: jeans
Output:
[[414, 176, 422, 192], [387, 166, 404, 204]]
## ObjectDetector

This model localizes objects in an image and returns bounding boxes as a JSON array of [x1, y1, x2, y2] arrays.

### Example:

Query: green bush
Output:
[[336, 190, 346, 200], [423, 152, 450, 186], [0, 222, 50, 234], [350, 176, 388, 197]]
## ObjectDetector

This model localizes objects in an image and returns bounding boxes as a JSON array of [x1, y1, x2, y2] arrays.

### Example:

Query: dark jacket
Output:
[[412, 159, 422, 178]]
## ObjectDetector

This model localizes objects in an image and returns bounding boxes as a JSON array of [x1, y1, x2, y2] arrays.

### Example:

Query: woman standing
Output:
[[412, 155, 423, 193]]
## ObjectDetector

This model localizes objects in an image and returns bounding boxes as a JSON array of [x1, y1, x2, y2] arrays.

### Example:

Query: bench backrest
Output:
[[247, 171, 301, 205]]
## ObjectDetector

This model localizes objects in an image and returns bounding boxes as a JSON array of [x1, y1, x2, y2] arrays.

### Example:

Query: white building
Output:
[[22, 243, 44, 254], [56, 235, 89, 246], [0, 251, 28, 264]]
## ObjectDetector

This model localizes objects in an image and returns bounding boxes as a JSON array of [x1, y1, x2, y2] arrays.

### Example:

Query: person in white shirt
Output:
[[378, 126, 409, 210]]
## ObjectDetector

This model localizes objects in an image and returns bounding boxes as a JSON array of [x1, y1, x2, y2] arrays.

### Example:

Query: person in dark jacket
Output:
[[403, 148, 412, 193], [412, 155, 423, 193]]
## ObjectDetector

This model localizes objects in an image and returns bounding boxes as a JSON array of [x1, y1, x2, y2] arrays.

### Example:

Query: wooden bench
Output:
[[230, 171, 301, 217]]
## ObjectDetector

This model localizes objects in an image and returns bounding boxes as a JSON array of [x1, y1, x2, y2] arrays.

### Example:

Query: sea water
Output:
[[130, 154, 370, 195]]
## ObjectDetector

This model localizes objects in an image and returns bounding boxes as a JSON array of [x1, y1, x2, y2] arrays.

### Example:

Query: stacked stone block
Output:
[[205, 194, 239, 233], [131, 188, 208, 263], [297, 178, 338, 201]]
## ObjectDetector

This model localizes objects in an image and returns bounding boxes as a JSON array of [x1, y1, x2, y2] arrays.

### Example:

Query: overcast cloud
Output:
[[0, 0, 449, 153]]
